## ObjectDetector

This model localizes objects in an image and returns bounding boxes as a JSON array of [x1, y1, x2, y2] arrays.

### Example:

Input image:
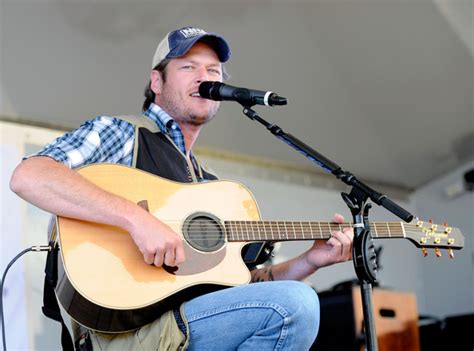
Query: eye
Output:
[[208, 68, 221, 76], [181, 65, 194, 71]]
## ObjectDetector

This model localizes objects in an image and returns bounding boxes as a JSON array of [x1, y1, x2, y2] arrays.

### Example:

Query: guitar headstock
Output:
[[403, 219, 464, 258]]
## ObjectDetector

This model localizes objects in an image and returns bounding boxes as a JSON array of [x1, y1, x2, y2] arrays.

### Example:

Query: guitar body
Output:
[[54, 164, 261, 333]]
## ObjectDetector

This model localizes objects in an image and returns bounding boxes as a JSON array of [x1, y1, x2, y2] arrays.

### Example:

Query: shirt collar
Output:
[[143, 102, 181, 134]]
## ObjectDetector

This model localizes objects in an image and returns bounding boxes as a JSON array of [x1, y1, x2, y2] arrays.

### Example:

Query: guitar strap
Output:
[[42, 241, 75, 351]]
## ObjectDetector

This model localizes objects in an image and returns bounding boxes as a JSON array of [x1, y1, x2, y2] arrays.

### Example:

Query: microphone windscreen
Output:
[[199, 81, 221, 100]]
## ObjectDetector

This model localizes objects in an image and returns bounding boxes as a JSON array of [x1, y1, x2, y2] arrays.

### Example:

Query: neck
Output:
[[177, 122, 201, 157]]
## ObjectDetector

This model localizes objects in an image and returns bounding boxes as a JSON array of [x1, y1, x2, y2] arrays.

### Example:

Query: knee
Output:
[[280, 281, 319, 332]]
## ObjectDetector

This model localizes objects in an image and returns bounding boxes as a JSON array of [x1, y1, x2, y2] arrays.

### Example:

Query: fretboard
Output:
[[225, 221, 405, 242]]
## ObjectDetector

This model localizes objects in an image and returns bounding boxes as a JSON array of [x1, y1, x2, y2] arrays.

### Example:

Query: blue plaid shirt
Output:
[[35, 103, 189, 169]]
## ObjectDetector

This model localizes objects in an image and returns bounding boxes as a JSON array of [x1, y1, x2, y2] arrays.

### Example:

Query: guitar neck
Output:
[[225, 221, 405, 242]]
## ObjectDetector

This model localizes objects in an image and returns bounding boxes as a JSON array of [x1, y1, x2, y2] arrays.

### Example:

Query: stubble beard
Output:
[[159, 85, 220, 127]]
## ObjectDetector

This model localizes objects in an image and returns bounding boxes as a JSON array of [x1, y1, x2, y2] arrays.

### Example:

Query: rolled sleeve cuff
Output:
[[31, 147, 72, 168]]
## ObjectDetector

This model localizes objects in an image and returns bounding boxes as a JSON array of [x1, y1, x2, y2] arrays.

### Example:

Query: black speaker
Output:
[[311, 289, 359, 351], [443, 314, 474, 350]]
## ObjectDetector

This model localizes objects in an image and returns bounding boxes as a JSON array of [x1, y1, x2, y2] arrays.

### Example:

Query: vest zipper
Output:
[[185, 157, 198, 182], [161, 133, 198, 183]]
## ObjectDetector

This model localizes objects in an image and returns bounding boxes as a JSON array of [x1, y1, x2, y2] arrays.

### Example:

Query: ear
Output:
[[150, 70, 163, 95]]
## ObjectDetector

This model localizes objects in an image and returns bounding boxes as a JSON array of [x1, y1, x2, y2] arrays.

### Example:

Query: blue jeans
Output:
[[183, 280, 320, 350]]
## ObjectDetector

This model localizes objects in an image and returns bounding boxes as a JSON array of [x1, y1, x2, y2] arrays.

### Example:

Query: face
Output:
[[152, 42, 223, 127]]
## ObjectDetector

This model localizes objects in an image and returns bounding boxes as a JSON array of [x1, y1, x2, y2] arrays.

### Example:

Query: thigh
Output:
[[183, 281, 319, 350]]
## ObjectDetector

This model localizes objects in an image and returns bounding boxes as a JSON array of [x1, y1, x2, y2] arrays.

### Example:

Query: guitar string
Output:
[[123, 221, 442, 240], [90, 218, 451, 240], [155, 222, 440, 233]]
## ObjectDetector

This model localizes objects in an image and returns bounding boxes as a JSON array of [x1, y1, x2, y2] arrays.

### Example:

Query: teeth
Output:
[[190, 92, 200, 97]]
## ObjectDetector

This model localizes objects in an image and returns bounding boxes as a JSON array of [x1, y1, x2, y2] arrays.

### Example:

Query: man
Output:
[[10, 26, 353, 350]]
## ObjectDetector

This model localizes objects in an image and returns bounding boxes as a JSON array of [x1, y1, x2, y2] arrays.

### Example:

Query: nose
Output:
[[195, 66, 209, 83]]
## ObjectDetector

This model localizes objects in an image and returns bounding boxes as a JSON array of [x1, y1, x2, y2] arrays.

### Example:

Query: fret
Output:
[[333, 222, 340, 235], [227, 221, 233, 241], [400, 223, 406, 238], [233, 221, 239, 241], [267, 221, 273, 240], [300, 222, 306, 239], [227, 221, 233, 240], [386, 222, 391, 237], [239, 221, 244, 241], [372, 222, 378, 238], [232, 221, 237, 241], [388, 223, 403, 238], [284, 222, 289, 240], [321, 222, 333, 239], [318, 221, 323, 239], [224, 221, 232, 240], [230, 221, 235, 240], [291, 221, 296, 240], [231, 221, 237, 241]]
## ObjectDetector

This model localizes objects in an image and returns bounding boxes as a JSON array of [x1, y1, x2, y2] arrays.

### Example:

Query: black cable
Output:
[[1, 245, 51, 351]]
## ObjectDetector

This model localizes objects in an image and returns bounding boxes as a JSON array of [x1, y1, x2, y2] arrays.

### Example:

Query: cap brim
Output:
[[166, 33, 231, 63]]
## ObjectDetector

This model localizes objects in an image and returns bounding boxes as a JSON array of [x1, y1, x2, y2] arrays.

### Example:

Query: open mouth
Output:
[[190, 92, 200, 97]]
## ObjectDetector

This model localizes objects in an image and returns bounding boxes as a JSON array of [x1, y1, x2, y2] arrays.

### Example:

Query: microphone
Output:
[[199, 81, 287, 107]]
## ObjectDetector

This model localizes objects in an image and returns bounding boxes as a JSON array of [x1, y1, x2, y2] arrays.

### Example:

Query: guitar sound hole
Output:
[[183, 213, 225, 252]]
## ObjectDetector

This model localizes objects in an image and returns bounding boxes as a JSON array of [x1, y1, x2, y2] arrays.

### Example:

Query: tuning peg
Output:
[[448, 248, 454, 259], [422, 247, 428, 257], [435, 248, 442, 257], [428, 218, 433, 224], [442, 221, 449, 227]]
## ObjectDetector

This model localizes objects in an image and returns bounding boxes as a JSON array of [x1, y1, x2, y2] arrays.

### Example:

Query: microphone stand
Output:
[[240, 105, 414, 351]]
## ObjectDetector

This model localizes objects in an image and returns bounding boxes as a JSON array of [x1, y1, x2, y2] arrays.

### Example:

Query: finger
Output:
[[153, 249, 164, 267], [326, 236, 342, 255], [144, 252, 155, 265], [332, 231, 352, 259], [164, 248, 176, 267], [175, 241, 186, 265], [332, 213, 345, 224], [342, 227, 354, 241]]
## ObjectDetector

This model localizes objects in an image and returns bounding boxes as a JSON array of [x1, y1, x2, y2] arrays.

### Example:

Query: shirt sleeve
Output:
[[30, 116, 135, 169]]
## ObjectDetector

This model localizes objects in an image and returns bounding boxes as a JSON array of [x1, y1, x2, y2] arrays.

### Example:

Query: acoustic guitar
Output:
[[50, 164, 464, 333]]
